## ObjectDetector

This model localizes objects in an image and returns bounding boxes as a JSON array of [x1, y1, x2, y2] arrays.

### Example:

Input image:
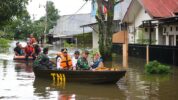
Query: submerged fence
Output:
[[112, 44, 178, 66]]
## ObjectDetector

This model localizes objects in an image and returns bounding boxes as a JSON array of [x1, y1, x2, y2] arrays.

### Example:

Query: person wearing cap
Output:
[[14, 42, 24, 56], [76, 50, 90, 70], [24, 42, 35, 60], [33, 47, 53, 70], [56, 48, 73, 70], [72, 50, 80, 70]]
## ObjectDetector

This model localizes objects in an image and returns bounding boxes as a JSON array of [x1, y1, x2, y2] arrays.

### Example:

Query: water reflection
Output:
[[33, 78, 126, 100], [14, 62, 33, 73]]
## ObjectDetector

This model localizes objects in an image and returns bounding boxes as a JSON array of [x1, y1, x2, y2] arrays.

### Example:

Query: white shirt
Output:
[[56, 57, 62, 69], [72, 57, 78, 70]]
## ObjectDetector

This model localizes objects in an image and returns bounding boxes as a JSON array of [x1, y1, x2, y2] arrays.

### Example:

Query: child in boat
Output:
[[91, 52, 105, 70], [76, 50, 90, 70], [72, 50, 80, 70], [33, 47, 53, 70], [14, 42, 24, 56]]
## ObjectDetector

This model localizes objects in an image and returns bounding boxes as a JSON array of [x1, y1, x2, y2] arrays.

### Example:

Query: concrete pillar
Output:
[[123, 31, 128, 68], [156, 26, 159, 45], [123, 43, 128, 68], [146, 45, 149, 64], [174, 35, 176, 46], [92, 31, 99, 48], [166, 35, 169, 45]]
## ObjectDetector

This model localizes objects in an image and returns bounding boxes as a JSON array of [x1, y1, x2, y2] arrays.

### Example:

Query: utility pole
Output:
[[44, 1, 48, 44], [39, 2, 48, 44]]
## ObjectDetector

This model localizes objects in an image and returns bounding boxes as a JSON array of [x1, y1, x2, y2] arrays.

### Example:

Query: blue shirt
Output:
[[91, 57, 103, 69]]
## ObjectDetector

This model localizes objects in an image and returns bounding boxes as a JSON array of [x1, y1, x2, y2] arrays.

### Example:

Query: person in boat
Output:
[[91, 52, 105, 70], [33, 44, 41, 56], [14, 42, 24, 56], [24, 42, 36, 60], [29, 34, 37, 45], [72, 50, 80, 70], [76, 50, 90, 70], [33, 47, 53, 70], [56, 48, 73, 70]]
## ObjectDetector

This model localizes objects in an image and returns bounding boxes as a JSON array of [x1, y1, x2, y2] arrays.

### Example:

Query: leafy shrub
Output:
[[0, 38, 10, 48], [145, 60, 171, 74], [63, 41, 75, 48]]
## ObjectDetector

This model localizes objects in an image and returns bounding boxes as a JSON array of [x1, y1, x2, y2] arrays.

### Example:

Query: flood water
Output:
[[0, 41, 178, 100]]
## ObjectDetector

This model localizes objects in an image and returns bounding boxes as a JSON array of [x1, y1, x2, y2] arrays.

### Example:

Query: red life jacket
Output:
[[25, 46, 34, 54]]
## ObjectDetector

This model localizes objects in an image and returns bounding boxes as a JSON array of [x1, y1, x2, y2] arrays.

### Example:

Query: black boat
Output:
[[33, 69, 126, 84]]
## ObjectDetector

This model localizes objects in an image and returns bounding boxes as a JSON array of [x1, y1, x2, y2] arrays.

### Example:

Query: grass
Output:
[[0, 38, 10, 48]]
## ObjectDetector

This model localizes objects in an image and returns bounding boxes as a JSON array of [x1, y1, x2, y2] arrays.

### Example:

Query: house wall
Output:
[[162, 25, 178, 46], [158, 26, 165, 45], [92, 31, 99, 48], [128, 7, 152, 44], [92, 25, 99, 48]]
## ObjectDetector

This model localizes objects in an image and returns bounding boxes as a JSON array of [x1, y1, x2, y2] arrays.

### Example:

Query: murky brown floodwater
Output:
[[0, 41, 178, 100]]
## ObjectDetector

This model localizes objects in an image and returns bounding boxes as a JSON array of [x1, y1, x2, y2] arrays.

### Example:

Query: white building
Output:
[[122, 0, 178, 46]]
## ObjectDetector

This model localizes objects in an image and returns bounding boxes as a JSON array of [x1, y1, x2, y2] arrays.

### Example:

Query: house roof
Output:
[[123, 0, 178, 22], [51, 13, 93, 38], [141, 0, 178, 18]]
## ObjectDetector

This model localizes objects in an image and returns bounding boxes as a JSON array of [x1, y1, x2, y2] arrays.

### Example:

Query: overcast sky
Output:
[[27, 0, 91, 20]]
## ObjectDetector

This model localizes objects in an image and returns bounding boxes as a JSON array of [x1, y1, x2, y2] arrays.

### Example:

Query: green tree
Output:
[[95, 0, 123, 61], [6, 9, 32, 39], [0, 0, 29, 26], [45, 1, 60, 33]]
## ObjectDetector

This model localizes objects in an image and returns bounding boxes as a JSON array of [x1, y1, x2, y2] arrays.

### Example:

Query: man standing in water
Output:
[[29, 34, 37, 45]]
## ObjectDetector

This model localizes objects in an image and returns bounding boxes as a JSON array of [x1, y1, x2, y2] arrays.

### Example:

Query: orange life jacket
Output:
[[30, 38, 37, 44], [59, 53, 72, 69]]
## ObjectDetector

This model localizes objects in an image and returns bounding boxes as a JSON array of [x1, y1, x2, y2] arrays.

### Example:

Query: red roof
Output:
[[141, 0, 178, 18]]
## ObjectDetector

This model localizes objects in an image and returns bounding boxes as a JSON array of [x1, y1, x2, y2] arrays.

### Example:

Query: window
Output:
[[151, 28, 154, 32], [170, 27, 173, 31], [176, 27, 178, 31], [164, 27, 166, 33]]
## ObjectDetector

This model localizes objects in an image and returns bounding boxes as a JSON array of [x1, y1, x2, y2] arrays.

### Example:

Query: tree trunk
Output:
[[96, 0, 115, 61]]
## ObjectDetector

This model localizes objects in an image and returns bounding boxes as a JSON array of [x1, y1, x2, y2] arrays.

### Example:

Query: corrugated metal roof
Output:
[[140, 0, 178, 18], [52, 13, 93, 37]]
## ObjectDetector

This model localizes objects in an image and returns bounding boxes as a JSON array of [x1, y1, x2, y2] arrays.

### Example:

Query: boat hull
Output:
[[33, 69, 126, 84], [13, 55, 33, 61]]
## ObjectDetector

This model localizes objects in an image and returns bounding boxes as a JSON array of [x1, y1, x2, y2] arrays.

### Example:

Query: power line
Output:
[[62, 1, 89, 22]]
